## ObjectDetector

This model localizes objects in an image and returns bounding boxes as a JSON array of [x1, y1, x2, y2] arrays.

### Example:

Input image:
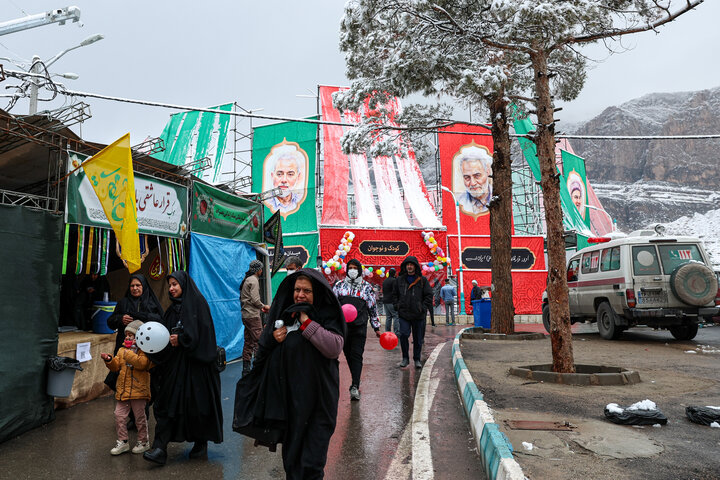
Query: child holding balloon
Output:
[[100, 319, 153, 456]]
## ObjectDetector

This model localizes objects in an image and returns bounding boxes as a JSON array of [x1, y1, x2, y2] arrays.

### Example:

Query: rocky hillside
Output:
[[571, 87, 720, 187], [591, 181, 720, 232], [568, 87, 720, 231]]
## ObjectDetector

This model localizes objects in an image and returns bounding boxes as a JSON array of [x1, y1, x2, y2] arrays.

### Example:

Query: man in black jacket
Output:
[[391, 256, 433, 369], [382, 268, 399, 334]]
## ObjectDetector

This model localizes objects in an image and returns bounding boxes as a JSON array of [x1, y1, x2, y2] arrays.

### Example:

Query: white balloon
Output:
[[135, 321, 170, 354]]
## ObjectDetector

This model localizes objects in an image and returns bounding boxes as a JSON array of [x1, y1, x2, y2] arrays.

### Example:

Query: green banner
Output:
[[561, 151, 590, 228], [191, 182, 263, 243], [153, 103, 233, 183], [65, 151, 188, 238], [252, 120, 318, 233], [513, 116, 592, 237], [269, 232, 319, 294]]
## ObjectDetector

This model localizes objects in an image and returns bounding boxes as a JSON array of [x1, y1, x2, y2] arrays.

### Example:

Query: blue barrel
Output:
[[91, 301, 117, 334], [471, 299, 491, 328]]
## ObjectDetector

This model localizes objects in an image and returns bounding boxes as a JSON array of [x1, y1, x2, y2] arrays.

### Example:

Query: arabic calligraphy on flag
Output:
[[81, 134, 142, 272]]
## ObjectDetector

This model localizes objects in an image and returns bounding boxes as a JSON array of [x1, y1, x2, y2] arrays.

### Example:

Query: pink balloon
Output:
[[342, 304, 357, 323], [379, 332, 398, 350]]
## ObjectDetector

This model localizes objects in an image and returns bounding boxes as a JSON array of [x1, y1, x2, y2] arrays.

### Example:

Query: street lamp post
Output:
[[28, 33, 103, 114], [441, 186, 465, 315]]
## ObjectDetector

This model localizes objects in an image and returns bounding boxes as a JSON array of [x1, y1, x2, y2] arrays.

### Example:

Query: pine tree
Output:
[[339, 0, 702, 372]]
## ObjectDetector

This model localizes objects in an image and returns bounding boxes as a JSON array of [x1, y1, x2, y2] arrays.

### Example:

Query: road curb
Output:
[[452, 329, 526, 480]]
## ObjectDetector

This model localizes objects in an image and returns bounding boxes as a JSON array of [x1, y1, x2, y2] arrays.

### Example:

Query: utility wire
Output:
[[53, 88, 720, 141]]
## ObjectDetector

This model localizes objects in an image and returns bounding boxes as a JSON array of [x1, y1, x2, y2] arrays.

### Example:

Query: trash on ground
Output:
[[685, 406, 720, 426], [604, 399, 668, 425], [522, 442, 533, 451]]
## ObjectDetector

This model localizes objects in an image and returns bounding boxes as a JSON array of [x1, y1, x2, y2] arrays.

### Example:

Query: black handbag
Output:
[[216, 346, 226, 372]]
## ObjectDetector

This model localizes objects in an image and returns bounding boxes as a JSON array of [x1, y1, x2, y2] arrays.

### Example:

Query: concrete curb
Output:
[[452, 328, 526, 480]]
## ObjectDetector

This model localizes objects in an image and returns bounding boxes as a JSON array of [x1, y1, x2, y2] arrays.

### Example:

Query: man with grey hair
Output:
[[456, 145, 493, 215], [265, 145, 304, 214], [284, 255, 303, 274]]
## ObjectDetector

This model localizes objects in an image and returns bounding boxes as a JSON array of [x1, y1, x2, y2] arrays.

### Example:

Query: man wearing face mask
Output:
[[284, 255, 303, 275], [332, 258, 381, 401]]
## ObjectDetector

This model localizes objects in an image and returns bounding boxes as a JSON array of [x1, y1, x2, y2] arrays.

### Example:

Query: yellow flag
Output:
[[82, 133, 141, 273]]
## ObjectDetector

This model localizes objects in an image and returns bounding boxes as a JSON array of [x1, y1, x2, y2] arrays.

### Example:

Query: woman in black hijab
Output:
[[107, 274, 164, 355], [143, 271, 223, 466], [233, 269, 346, 479]]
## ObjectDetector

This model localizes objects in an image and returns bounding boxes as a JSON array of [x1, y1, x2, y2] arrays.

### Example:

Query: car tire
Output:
[[597, 302, 621, 340], [542, 303, 551, 334], [670, 263, 717, 306], [669, 324, 699, 341]]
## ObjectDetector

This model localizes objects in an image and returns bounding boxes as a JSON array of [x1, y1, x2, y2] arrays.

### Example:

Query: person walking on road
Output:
[[143, 271, 223, 466], [382, 268, 399, 334], [333, 259, 381, 401], [240, 260, 270, 377], [233, 269, 346, 479], [390, 256, 433, 369], [440, 279, 457, 325]]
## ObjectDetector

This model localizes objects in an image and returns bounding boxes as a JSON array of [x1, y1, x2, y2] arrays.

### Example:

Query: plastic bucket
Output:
[[47, 368, 77, 397], [47, 357, 83, 397], [91, 301, 117, 334], [471, 299, 491, 328]]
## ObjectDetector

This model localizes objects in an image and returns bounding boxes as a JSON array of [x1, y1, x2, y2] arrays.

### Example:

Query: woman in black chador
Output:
[[143, 271, 223, 465], [107, 274, 163, 356], [233, 269, 346, 479]]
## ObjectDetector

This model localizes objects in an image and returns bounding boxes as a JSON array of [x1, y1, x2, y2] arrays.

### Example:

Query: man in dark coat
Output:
[[470, 279, 483, 301], [390, 256, 433, 369], [382, 268, 398, 334]]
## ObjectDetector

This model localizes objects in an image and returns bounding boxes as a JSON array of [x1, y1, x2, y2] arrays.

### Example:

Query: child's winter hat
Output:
[[125, 320, 143, 336]]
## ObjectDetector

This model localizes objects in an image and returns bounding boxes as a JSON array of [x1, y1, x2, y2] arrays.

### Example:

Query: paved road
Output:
[[0, 323, 485, 480]]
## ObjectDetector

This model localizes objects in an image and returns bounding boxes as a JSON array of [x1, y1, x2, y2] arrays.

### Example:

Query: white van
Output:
[[542, 227, 719, 340]]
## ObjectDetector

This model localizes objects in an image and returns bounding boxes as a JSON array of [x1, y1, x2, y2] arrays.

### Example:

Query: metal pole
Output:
[[441, 186, 465, 314], [29, 55, 40, 114]]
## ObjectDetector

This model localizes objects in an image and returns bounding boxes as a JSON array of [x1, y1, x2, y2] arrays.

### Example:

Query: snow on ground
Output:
[[627, 400, 658, 411], [664, 209, 720, 268]]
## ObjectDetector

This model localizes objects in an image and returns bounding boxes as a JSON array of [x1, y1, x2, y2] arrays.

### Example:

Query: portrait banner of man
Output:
[[566, 170, 587, 220], [452, 143, 494, 218], [261, 140, 308, 219]]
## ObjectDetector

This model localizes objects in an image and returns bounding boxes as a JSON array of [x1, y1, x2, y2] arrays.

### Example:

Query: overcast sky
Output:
[[2, 1, 718, 177]]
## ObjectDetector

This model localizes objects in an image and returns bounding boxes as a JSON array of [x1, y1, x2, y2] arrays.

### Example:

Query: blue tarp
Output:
[[189, 232, 256, 361]]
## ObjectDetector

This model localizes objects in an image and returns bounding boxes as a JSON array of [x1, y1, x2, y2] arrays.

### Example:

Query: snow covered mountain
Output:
[[569, 86, 720, 234], [571, 86, 720, 186]]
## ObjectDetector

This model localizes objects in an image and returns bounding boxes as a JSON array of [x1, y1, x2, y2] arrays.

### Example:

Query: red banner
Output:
[[439, 123, 496, 236], [463, 270, 546, 315], [446, 235, 546, 271], [319, 86, 350, 225], [445, 235, 546, 315], [320, 227, 447, 285]]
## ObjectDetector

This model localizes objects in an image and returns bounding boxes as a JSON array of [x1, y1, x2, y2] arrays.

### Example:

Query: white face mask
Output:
[[347, 269, 359, 280]]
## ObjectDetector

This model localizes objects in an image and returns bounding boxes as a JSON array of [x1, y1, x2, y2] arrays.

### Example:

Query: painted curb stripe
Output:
[[453, 328, 525, 480]]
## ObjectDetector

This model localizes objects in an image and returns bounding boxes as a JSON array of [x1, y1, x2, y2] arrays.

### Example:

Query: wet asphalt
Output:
[[0, 321, 485, 480]]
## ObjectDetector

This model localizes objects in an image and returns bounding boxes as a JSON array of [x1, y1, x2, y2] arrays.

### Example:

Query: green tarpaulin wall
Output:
[[0, 205, 63, 443]]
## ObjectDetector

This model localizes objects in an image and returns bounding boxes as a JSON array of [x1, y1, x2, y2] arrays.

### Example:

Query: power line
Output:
[[60, 88, 720, 141]]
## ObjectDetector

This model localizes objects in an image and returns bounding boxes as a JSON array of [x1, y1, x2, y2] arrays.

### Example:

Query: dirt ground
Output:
[[461, 326, 720, 480]]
